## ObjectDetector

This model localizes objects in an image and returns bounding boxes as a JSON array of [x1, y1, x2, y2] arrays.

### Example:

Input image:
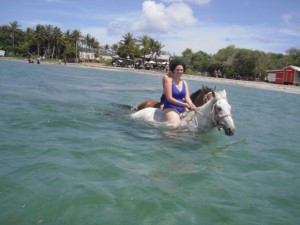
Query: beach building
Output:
[[0, 50, 5, 57], [79, 51, 95, 61], [101, 55, 112, 61], [267, 65, 300, 85], [144, 53, 170, 63], [80, 51, 114, 62]]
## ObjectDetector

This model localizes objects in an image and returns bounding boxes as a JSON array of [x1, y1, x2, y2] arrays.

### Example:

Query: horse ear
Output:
[[212, 89, 216, 98], [203, 85, 209, 92]]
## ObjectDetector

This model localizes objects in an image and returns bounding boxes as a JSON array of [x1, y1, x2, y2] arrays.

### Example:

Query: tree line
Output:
[[1, 21, 300, 80], [0, 21, 164, 63], [180, 46, 300, 80]]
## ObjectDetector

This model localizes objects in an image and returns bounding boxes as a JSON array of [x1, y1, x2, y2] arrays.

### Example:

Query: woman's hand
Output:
[[185, 103, 196, 110]]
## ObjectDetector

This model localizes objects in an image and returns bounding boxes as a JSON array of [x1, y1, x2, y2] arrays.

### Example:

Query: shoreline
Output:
[[2, 57, 300, 95]]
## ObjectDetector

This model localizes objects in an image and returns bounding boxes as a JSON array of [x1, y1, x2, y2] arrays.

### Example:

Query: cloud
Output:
[[131, 0, 197, 33], [162, 0, 211, 5], [161, 24, 288, 55], [100, 0, 294, 55], [281, 13, 300, 35], [80, 26, 121, 45], [107, 21, 129, 36]]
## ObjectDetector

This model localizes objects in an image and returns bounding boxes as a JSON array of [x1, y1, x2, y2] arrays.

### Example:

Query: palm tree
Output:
[[71, 29, 82, 62], [34, 24, 47, 57], [138, 35, 151, 64], [64, 29, 72, 40], [90, 37, 99, 52], [9, 21, 20, 54], [118, 32, 137, 59], [84, 34, 92, 50], [104, 44, 110, 53], [150, 39, 164, 60], [90, 38, 100, 60], [52, 27, 65, 59], [111, 43, 119, 55], [44, 24, 54, 58]]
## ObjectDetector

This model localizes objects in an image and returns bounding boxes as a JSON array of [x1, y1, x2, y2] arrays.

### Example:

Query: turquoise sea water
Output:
[[0, 60, 299, 225]]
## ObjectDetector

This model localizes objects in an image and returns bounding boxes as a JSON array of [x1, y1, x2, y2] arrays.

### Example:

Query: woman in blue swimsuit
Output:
[[163, 59, 196, 128]]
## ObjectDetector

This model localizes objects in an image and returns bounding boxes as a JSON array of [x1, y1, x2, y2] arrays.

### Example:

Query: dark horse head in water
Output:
[[134, 85, 215, 111], [190, 85, 215, 107]]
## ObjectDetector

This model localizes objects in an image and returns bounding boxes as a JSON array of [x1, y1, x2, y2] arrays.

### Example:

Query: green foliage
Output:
[[208, 45, 299, 80], [102, 60, 113, 66], [192, 51, 211, 72], [233, 49, 256, 78], [63, 42, 76, 58], [285, 48, 300, 65]]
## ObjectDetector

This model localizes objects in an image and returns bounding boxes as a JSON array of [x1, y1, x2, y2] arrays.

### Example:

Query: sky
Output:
[[1, 0, 300, 55]]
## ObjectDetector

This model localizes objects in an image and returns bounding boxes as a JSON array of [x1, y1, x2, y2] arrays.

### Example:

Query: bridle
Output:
[[202, 92, 210, 104], [194, 98, 232, 130]]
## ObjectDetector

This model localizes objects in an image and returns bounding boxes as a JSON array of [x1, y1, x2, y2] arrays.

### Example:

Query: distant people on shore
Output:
[[28, 56, 34, 63]]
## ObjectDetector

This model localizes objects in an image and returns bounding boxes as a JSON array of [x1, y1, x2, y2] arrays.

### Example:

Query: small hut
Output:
[[267, 65, 300, 85]]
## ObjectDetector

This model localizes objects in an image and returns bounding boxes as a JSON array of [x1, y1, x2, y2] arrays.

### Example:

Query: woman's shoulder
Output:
[[163, 73, 172, 81]]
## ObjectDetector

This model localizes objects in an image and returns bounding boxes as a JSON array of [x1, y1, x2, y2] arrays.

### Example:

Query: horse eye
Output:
[[217, 106, 222, 111]]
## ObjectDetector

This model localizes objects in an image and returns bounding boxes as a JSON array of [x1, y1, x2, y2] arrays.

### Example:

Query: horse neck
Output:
[[193, 98, 218, 128], [197, 98, 215, 113]]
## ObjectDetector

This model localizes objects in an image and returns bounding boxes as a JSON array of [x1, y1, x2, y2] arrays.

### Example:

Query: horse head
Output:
[[183, 90, 235, 135], [211, 90, 235, 136], [191, 85, 215, 107]]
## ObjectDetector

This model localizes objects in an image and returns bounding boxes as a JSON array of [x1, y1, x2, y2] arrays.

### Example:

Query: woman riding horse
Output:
[[131, 89, 235, 135]]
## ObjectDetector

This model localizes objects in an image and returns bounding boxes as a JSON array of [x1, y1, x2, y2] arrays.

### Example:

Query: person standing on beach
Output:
[[162, 59, 196, 128]]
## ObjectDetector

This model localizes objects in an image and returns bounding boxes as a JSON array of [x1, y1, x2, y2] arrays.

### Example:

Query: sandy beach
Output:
[[78, 62, 300, 95], [2, 57, 300, 95]]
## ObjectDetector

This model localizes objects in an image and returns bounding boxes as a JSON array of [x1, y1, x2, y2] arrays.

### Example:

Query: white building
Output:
[[0, 50, 5, 57], [79, 52, 95, 61], [144, 53, 170, 62]]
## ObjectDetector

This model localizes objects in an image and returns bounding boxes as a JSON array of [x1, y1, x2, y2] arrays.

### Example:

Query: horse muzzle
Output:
[[215, 114, 235, 136], [224, 127, 235, 136]]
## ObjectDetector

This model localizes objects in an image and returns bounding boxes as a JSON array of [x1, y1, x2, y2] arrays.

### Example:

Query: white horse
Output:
[[131, 90, 235, 136]]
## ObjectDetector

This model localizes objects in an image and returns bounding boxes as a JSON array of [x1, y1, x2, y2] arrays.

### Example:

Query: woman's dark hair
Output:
[[169, 59, 186, 73]]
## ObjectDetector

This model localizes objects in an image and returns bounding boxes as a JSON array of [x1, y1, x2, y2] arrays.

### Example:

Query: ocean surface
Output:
[[0, 60, 299, 225]]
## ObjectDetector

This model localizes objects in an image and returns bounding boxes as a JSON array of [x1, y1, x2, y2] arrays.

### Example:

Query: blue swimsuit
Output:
[[163, 81, 186, 113]]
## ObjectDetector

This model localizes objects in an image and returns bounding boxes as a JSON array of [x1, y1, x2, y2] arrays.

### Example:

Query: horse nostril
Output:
[[225, 128, 234, 136]]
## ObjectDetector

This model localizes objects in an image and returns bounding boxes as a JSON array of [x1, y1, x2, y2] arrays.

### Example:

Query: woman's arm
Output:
[[183, 81, 196, 109]]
